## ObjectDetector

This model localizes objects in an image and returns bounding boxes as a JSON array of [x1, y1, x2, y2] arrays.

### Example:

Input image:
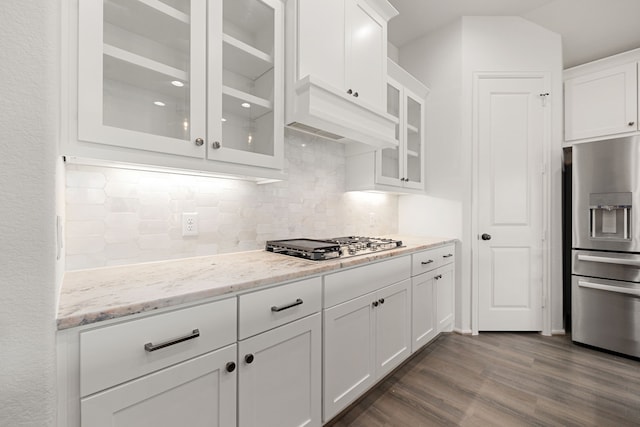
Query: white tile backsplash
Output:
[[65, 131, 399, 270]]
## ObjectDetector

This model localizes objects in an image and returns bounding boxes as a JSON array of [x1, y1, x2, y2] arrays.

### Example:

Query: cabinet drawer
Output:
[[80, 297, 237, 397], [239, 277, 321, 340], [412, 244, 455, 276], [324, 256, 411, 308], [438, 244, 456, 266], [411, 248, 441, 276]]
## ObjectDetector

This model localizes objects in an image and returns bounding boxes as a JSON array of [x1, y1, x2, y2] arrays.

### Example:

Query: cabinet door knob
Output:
[[378, 298, 385, 304], [194, 138, 204, 146], [244, 354, 254, 364], [481, 233, 491, 241], [435, 274, 442, 280], [353, 91, 359, 98], [421, 259, 434, 265], [372, 301, 379, 308], [629, 121, 636, 126], [347, 89, 353, 95], [212, 141, 221, 149], [225, 361, 236, 373]]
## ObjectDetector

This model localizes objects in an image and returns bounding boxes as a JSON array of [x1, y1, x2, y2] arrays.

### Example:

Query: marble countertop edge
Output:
[[57, 236, 457, 330]]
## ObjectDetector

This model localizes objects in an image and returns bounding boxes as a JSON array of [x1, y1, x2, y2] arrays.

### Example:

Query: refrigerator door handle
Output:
[[577, 254, 640, 267], [578, 280, 640, 297]]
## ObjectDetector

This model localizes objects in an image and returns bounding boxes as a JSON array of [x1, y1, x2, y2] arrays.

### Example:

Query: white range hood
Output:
[[287, 76, 399, 150], [284, 0, 399, 151]]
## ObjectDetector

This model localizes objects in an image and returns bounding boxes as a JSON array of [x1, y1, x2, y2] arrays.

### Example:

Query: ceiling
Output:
[[387, 0, 640, 69]]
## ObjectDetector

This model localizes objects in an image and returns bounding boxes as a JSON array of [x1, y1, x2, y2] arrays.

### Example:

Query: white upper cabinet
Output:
[[296, 0, 345, 93], [70, 0, 284, 178], [346, 59, 428, 193], [344, 0, 386, 108], [564, 50, 640, 143], [78, 0, 207, 158], [285, 0, 399, 150], [208, 0, 284, 169]]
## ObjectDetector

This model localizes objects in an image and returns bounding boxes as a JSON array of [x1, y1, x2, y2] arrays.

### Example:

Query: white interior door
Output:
[[477, 76, 545, 331]]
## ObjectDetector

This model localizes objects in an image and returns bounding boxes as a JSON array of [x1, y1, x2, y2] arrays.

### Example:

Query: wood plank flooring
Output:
[[328, 333, 640, 427]]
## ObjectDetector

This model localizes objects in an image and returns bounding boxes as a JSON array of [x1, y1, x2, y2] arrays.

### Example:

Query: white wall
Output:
[[397, 21, 468, 331], [0, 1, 60, 426], [398, 16, 564, 334]]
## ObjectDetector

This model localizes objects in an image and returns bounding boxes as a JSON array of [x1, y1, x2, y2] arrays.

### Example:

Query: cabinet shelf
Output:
[[105, 0, 189, 46], [407, 123, 419, 134], [104, 44, 188, 82], [222, 86, 272, 120], [223, 34, 273, 80], [407, 149, 419, 158]]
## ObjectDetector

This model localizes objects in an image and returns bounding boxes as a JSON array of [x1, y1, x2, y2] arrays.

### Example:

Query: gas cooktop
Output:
[[265, 236, 403, 261]]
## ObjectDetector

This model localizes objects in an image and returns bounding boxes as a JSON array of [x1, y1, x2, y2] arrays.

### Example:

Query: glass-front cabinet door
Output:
[[377, 77, 424, 189], [208, 0, 284, 169], [378, 78, 402, 186], [78, 0, 207, 158], [76, 0, 284, 171], [403, 89, 424, 190]]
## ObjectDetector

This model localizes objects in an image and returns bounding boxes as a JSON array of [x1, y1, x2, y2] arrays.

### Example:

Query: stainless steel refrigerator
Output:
[[572, 136, 640, 358]]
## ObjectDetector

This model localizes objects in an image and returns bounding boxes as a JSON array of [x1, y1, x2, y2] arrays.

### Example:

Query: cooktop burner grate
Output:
[[265, 236, 403, 261]]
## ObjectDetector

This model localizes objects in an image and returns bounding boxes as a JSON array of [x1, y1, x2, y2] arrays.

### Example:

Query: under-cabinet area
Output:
[[56, 238, 456, 427]]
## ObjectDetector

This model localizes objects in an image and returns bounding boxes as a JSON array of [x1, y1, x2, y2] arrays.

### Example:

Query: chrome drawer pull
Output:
[[443, 254, 453, 258], [421, 260, 434, 265], [577, 254, 640, 267], [578, 280, 640, 297], [271, 298, 303, 312], [144, 329, 200, 352]]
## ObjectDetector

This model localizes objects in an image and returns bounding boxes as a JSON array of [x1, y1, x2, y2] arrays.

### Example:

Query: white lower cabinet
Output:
[[237, 276, 322, 427], [411, 244, 456, 352], [323, 275, 411, 422], [323, 293, 375, 419], [61, 246, 457, 427], [238, 313, 321, 427], [76, 298, 238, 427], [411, 272, 437, 352], [436, 262, 455, 333], [374, 280, 412, 377], [81, 344, 237, 427]]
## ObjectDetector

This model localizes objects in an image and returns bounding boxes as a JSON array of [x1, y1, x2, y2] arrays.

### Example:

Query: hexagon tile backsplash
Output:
[[65, 131, 399, 270]]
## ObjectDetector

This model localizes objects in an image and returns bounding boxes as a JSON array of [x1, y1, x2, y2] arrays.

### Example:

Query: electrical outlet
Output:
[[182, 212, 199, 237]]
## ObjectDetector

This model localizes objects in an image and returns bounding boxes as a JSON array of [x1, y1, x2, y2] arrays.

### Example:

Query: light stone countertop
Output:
[[57, 235, 456, 330]]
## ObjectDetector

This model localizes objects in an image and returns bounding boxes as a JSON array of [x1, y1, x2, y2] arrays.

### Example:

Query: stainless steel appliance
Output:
[[572, 136, 640, 358], [265, 236, 403, 261]]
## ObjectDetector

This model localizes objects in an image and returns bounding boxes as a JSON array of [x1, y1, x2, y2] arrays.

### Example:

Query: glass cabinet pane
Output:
[[381, 82, 401, 180], [406, 95, 423, 183], [221, 0, 275, 156], [102, 0, 192, 140]]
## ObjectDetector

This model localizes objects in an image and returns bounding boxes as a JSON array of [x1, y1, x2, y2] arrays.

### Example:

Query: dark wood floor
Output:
[[329, 333, 640, 427]]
